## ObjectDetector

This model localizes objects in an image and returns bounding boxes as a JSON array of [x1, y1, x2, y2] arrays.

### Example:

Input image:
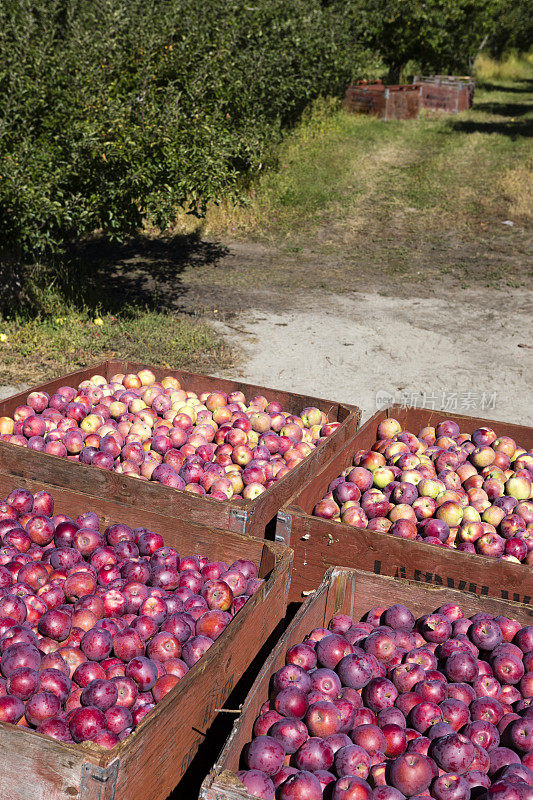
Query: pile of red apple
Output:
[[0, 487, 263, 747], [0, 370, 339, 502], [313, 418, 533, 565], [236, 602, 533, 800]]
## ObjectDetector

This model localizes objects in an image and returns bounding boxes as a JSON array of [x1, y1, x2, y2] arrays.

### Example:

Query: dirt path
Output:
[[210, 285, 532, 425], [96, 220, 531, 318]]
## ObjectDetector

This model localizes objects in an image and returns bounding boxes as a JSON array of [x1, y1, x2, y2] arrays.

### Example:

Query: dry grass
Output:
[[475, 51, 533, 82], [500, 164, 533, 220]]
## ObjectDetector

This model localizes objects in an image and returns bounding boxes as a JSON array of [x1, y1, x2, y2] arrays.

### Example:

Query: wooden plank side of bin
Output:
[[342, 85, 387, 116], [417, 81, 475, 113], [417, 82, 462, 112], [458, 83, 474, 111], [0, 361, 361, 538], [414, 77, 475, 112], [384, 88, 420, 120], [343, 83, 420, 120], [282, 504, 532, 605], [276, 406, 533, 604], [201, 567, 532, 799], [0, 473, 293, 800]]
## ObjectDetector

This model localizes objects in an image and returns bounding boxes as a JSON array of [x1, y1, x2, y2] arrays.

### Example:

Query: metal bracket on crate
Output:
[[201, 774, 254, 800], [285, 550, 294, 596], [229, 507, 248, 533], [79, 760, 119, 800], [201, 785, 232, 800], [275, 512, 292, 547]]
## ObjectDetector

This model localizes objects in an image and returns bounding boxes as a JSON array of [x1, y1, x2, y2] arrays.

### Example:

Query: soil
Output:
[[210, 282, 533, 426], [90, 221, 531, 317]]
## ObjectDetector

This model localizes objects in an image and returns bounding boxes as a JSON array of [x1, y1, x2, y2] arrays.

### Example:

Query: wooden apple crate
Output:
[[343, 82, 420, 120], [0, 471, 293, 800], [0, 360, 361, 539], [201, 566, 533, 800], [275, 405, 533, 604], [414, 75, 475, 112]]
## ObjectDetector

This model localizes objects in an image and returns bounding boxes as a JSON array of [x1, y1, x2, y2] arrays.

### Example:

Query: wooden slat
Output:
[[343, 85, 420, 120], [414, 77, 475, 112], [0, 725, 97, 800]]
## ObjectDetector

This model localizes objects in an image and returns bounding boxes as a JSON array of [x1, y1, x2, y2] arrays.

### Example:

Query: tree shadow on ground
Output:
[[62, 232, 229, 314], [473, 101, 531, 117], [451, 81, 532, 139], [451, 117, 532, 138], [477, 80, 533, 94]]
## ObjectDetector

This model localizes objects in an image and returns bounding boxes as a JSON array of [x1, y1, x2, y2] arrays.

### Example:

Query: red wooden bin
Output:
[[0, 360, 361, 538], [201, 566, 532, 800], [275, 406, 533, 604], [414, 75, 475, 113], [343, 82, 420, 120], [0, 471, 293, 800]]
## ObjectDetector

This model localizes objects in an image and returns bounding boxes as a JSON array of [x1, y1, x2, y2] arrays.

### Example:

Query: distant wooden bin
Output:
[[414, 75, 475, 113], [343, 81, 420, 120]]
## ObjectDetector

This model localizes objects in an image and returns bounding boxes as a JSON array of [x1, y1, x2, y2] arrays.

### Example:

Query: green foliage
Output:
[[337, 0, 496, 81], [0, 0, 368, 290], [0, 0, 525, 303], [485, 1, 533, 58]]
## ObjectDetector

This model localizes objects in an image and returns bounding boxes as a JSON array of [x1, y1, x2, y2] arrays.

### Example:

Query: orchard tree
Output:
[[485, 0, 533, 57], [339, 0, 497, 80]]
